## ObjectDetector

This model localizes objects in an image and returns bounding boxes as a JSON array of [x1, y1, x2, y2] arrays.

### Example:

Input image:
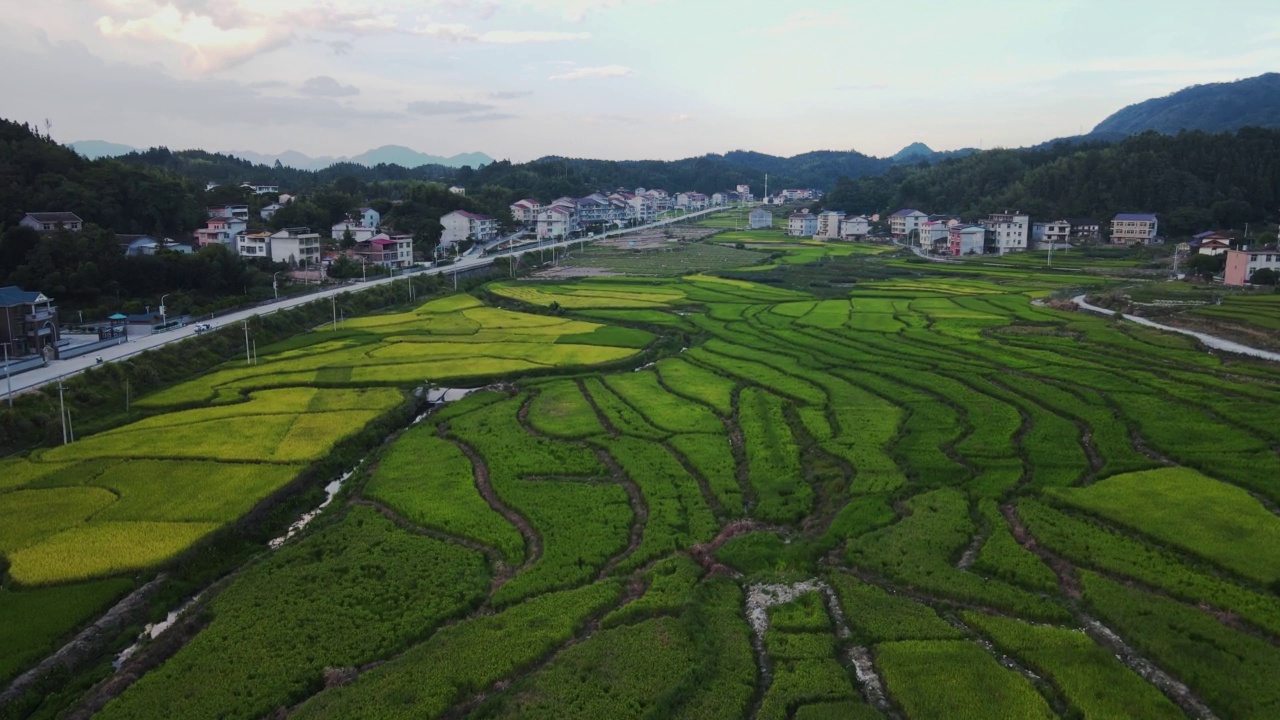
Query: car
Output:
[[193, 323, 214, 334]]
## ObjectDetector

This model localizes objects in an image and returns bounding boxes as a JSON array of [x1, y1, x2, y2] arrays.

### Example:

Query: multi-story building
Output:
[[1193, 231, 1234, 256], [237, 232, 272, 259], [749, 208, 774, 229], [1224, 248, 1280, 286], [196, 217, 247, 247], [788, 211, 818, 237], [840, 215, 871, 239], [948, 225, 987, 256], [778, 188, 819, 202], [643, 189, 672, 212], [356, 234, 415, 268], [358, 207, 381, 228], [510, 199, 542, 225], [208, 205, 250, 221], [982, 210, 1030, 253], [536, 205, 576, 239], [241, 183, 280, 195], [1032, 220, 1071, 247], [19, 212, 83, 233], [268, 227, 322, 267], [1067, 218, 1102, 241], [331, 222, 377, 242], [816, 210, 845, 239], [0, 285, 59, 359], [440, 210, 498, 248], [919, 220, 951, 251], [1110, 213, 1159, 245], [888, 209, 928, 238]]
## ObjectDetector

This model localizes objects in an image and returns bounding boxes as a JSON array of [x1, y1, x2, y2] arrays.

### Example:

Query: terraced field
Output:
[[5, 239, 1280, 720]]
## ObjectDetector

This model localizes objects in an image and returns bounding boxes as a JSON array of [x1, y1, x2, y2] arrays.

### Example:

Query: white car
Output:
[[193, 323, 214, 334]]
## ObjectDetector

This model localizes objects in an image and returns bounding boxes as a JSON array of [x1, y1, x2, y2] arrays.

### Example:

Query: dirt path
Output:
[[448, 438, 542, 574], [1073, 294, 1280, 363], [595, 448, 648, 579]]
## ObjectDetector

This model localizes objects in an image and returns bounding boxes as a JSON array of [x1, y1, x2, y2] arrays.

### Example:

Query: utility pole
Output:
[[125, 378, 130, 414], [242, 319, 251, 365], [58, 379, 68, 444], [3, 343, 11, 410], [331, 294, 337, 330]]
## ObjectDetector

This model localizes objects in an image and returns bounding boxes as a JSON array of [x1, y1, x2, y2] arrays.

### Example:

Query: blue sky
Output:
[[0, 0, 1278, 161]]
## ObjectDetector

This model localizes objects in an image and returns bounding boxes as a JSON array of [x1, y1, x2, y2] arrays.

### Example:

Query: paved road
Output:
[[3, 205, 733, 398], [1072, 294, 1280, 363]]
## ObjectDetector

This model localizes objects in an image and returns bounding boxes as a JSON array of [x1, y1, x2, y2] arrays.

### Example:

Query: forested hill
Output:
[[823, 128, 1280, 236], [0, 119, 204, 235], [1093, 73, 1280, 136]]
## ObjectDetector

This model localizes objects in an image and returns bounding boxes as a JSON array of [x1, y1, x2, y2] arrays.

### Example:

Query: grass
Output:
[[876, 640, 1055, 720], [0, 578, 135, 683], [562, 241, 767, 275]]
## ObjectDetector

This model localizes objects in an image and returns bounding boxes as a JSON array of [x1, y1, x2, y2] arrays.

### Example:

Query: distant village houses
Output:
[[20, 212, 83, 233], [441, 210, 498, 248], [1224, 248, 1280, 286], [749, 208, 773, 229], [1110, 213, 1160, 245]]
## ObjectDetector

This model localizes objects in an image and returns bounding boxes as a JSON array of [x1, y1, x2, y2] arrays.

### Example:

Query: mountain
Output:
[[892, 142, 935, 161], [1093, 72, 1280, 136], [69, 140, 140, 159], [226, 146, 493, 170]]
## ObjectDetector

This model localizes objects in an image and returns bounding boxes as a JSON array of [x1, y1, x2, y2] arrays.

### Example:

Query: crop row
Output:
[[739, 387, 810, 524]]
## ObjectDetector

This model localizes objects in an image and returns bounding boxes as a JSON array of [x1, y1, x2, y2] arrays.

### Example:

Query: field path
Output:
[[1073, 294, 1280, 362], [449, 438, 542, 574]]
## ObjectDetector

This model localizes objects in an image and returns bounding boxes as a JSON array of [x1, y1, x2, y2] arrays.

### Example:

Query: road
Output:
[[3, 205, 733, 398], [1072, 294, 1280, 363]]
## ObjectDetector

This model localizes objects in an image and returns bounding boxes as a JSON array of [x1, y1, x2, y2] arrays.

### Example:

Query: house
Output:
[[919, 220, 951, 250], [331, 222, 376, 243], [1110, 213, 1159, 245], [948, 225, 987, 256], [278, 194, 297, 206], [536, 205, 576, 239], [449, 186, 466, 196], [440, 210, 498, 248], [675, 192, 709, 211], [778, 189, 819, 202], [888, 209, 928, 238], [196, 217, 247, 247], [1068, 218, 1102, 241], [116, 234, 162, 257], [840, 215, 871, 239], [982, 211, 1030, 253], [642, 189, 671, 212], [628, 195, 656, 224], [816, 210, 846, 239], [0, 285, 59, 359], [359, 207, 381, 228], [788, 210, 818, 237], [355, 234, 414, 268], [19, 212, 83, 233], [241, 182, 280, 195], [268, 227, 322, 267], [260, 203, 283, 221], [1193, 231, 1235, 256], [1032, 220, 1071, 247], [208, 205, 250, 221], [510, 199, 542, 225], [237, 232, 272, 259], [1224, 248, 1280, 286], [749, 208, 773, 229]]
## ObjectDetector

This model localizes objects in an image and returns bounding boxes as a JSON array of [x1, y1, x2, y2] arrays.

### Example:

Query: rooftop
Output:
[[24, 212, 82, 223], [1114, 213, 1157, 222], [0, 285, 52, 307]]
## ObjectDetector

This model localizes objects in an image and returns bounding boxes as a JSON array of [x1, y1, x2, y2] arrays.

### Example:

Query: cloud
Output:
[[489, 90, 534, 99], [407, 100, 496, 115], [549, 64, 633, 81], [462, 112, 518, 122], [410, 23, 589, 43], [300, 75, 358, 97], [327, 40, 354, 55], [669, 113, 693, 122], [746, 9, 852, 38], [91, 0, 403, 71], [584, 114, 640, 124]]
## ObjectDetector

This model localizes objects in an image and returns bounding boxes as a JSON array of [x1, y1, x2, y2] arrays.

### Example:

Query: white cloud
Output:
[[549, 64, 633, 81], [411, 23, 589, 43], [669, 113, 692, 122], [746, 9, 852, 38], [407, 100, 496, 115], [96, 5, 280, 72]]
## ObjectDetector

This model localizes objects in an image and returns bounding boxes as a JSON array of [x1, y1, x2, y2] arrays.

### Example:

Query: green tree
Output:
[[1250, 268, 1278, 285], [340, 228, 356, 250]]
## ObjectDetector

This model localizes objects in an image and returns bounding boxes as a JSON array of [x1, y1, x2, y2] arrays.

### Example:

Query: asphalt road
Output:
[[3, 206, 731, 398]]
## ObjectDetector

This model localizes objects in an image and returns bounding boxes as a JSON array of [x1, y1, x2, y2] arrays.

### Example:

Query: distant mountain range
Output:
[[69, 141, 493, 170], [1092, 72, 1280, 136]]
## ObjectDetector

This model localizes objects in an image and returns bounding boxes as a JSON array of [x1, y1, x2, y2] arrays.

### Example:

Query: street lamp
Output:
[[159, 294, 170, 330], [272, 271, 281, 301]]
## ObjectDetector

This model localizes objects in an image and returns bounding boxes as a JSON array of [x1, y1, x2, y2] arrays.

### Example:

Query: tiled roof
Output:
[[24, 212, 82, 223], [0, 285, 50, 307], [1114, 213, 1157, 222]]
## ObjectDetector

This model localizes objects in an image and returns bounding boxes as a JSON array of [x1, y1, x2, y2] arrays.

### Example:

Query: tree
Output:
[[340, 228, 356, 250], [1186, 253, 1225, 279], [1250, 268, 1278, 285]]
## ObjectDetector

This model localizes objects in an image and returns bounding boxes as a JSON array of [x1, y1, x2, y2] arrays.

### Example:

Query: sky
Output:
[[0, 0, 1278, 163]]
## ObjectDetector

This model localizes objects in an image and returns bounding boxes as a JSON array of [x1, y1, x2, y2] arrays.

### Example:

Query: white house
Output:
[[628, 195, 656, 224], [536, 205, 576, 239], [1032, 220, 1070, 247], [840, 215, 871, 239], [788, 211, 818, 237], [359, 207, 381, 228], [440, 210, 498, 247], [919, 220, 951, 250], [510, 199, 542, 225], [269, 227, 321, 267], [449, 186, 466, 196], [20, 212, 83, 233], [208, 205, 249, 221], [260, 203, 283, 221], [1110, 213, 1159, 245], [237, 232, 272, 259], [815, 211, 845, 239], [983, 210, 1030, 253], [1225, 248, 1280, 285], [331, 222, 376, 242], [749, 208, 773, 229], [356, 234, 414, 268], [241, 183, 280, 195], [889, 209, 928, 238]]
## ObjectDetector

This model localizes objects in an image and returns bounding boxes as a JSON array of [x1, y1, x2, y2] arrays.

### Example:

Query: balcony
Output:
[[24, 309, 54, 323]]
